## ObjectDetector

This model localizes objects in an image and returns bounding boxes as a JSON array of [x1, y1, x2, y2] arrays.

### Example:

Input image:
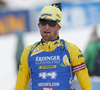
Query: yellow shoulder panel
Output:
[[65, 41, 85, 67]]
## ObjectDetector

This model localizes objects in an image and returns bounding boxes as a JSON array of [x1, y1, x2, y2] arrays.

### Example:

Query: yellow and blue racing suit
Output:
[[15, 38, 92, 90]]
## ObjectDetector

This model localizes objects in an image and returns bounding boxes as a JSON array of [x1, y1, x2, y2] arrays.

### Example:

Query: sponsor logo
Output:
[[54, 41, 58, 45], [39, 65, 57, 69], [41, 14, 52, 19], [78, 54, 84, 58], [38, 82, 59, 87], [35, 56, 61, 65], [34, 48, 39, 51], [42, 87, 54, 90], [60, 55, 70, 66], [41, 14, 52, 17], [39, 72, 57, 79], [36, 56, 60, 61]]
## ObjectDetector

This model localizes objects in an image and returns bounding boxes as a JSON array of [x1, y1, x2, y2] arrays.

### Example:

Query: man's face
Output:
[[38, 18, 61, 42]]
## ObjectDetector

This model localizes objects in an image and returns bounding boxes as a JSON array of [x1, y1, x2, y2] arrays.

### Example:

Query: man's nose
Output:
[[45, 23, 50, 29]]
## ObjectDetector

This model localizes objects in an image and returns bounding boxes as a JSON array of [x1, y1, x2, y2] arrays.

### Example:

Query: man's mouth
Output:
[[44, 31, 50, 33]]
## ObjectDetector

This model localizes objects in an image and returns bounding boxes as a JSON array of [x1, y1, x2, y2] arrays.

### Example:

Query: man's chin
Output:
[[43, 37, 52, 42]]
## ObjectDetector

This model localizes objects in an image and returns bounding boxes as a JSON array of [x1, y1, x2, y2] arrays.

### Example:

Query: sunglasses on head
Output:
[[39, 18, 59, 27]]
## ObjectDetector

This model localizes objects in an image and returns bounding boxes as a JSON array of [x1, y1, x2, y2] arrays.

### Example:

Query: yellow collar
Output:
[[40, 39, 61, 52]]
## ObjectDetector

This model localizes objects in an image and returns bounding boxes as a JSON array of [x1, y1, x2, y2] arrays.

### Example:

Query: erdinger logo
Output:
[[42, 87, 54, 90]]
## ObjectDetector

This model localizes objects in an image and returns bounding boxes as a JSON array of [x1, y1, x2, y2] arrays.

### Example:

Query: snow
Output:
[[0, 34, 17, 90]]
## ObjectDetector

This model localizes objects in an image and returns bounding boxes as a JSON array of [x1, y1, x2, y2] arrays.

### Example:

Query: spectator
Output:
[[84, 26, 100, 76]]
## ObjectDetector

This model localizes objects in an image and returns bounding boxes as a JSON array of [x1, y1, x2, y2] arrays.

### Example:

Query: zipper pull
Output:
[[48, 46, 50, 49]]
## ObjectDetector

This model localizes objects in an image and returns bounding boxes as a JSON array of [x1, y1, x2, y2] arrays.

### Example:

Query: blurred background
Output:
[[0, 0, 100, 90]]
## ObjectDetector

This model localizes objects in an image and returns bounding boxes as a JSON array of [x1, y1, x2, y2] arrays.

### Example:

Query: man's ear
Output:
[[57, 25, 61, 31], [38, 23, 40, 28]]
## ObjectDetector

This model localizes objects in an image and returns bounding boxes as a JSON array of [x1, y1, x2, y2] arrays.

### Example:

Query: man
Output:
[[15, 4, 92, 90]]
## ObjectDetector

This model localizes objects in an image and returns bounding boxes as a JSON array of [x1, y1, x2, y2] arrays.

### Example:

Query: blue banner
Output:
[[62, 2, 100, 29], [0, 10, 31, 34]]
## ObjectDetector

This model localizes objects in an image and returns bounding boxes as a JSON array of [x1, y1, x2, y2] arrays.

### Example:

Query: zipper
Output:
[[48, 46, 50, 51]]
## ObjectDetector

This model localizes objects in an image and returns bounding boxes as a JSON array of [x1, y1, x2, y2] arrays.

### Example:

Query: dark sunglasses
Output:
[[39, 19, 58, 27]]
